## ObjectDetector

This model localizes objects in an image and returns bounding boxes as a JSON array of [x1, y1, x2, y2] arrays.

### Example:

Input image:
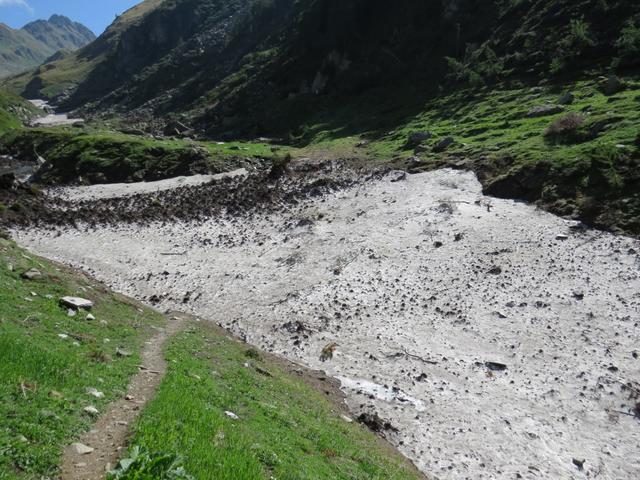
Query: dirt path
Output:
[[60, 313, 187, 479]]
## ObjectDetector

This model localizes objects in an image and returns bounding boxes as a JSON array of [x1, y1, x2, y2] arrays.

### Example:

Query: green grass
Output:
[[126, 323, 423, 480], [0, 239, 164, 479], [1, 127, 277, 184], [0, 92, 38, 137], [292, 75, 640, 234]]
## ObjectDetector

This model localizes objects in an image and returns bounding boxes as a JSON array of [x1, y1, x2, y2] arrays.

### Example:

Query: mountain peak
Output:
[[0, 14, 95, 78]]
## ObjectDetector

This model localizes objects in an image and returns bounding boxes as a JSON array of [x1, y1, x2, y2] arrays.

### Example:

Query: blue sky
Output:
[[0, 0, 141, 34]]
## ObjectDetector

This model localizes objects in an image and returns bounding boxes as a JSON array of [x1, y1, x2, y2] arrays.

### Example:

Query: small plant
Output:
[[549, 57, 566, 75], [445, 43, 505, 86], [616, 19, 640, 59], [108, 446, 194, 480], [544, 112, 588, 143], [587, 143, 625, 190]]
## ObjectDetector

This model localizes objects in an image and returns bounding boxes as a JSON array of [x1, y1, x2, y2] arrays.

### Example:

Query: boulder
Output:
[[558, 92, 574, 105], [71, 443, 94, 455], [21, 268, 43, 281], [602, 75, 625, 96], [60, 296, 94, 310], [433, 136, 455, 153], [526, 105, 564, 118], [407, 131, 432, 146], [163, 120, 191, 137]]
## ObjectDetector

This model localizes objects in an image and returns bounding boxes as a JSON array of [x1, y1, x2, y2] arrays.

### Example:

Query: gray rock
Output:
[[603, 75, 624, 96], [558, 92, 574, 105], [526, 105, 564, 118], [83, 406, 99, 416], [71, 443, 94, 455], [433, 137, 455, 153], [407, 156, 423, 168], [116, 348, 132, 358], [21, 268, 43, 280], [60, 297, 93, 310], [388, 170, 407, 183], [407, 131, 432, 146]]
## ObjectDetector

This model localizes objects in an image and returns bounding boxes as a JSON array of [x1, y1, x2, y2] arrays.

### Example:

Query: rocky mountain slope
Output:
[[2, 0, 640, 235], [0, 15, 95, 79], [4, 0, 639, 133]]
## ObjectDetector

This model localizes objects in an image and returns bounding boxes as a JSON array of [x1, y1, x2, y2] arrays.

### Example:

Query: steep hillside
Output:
[[2, 0, 640, 234], [0, 16, 95, 79], [5, 0, 639, 132]]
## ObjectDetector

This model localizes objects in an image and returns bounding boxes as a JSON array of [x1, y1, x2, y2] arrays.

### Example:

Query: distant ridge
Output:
[[0, 15, 95, 78]]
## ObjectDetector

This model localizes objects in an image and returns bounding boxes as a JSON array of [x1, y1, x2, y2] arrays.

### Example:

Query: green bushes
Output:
[[445, 44, 505, 87], [616, 18, 640, 59], [550, 18, 595, 74]]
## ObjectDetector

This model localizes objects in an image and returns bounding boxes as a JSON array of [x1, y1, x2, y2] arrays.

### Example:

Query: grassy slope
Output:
[[0, 121, 277, 185], [295, 75, 640, 234], [126, 322, 423, 480], [0, 238, 165, 479], [0, 92, 38, 136]]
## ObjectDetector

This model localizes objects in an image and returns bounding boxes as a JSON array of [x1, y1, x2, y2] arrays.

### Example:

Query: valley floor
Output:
[[13, 166, 640, 480]]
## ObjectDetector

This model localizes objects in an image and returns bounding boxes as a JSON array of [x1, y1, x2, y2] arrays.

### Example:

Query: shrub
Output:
[[616, 19, 640, 59], [565, 18, 595, 51], [544, 112, 585, 138], [445, 43, 505, 86], [587, 143, 625, 190]]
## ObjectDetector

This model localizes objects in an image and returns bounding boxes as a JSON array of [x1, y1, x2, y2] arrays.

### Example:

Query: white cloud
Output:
[[0, 0, 34, 13]]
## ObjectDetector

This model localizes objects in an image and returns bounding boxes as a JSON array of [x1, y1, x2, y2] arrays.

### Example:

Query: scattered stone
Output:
[[71, 443, 94, 455], [341, 415, 354, 423], [17, 434, 28, 443], [556, 234, 569, 241], [225, 411, 240, 420], [21, 268, 43, 281], [116, 348, 132, 358], [68, 309, 77, 317], [86, 387, 104, 399], [558, 92, 574, 105], [83, 406, 99, 416], [572, 458, 585, 471], [357, 412, 398, 433], [527, 105, 564, 118], [485, 361, 508, 372], [407, 131, 432, 146], [488, 266, 502, 275], [407, 156, 423, 168], [58, 333, 69, 340], [572, 291, 585, 300], [388, 170, 407, 183], [60, 297, 94, 310], [86, 313, 96, 321], [602, 75, 624, 96], [433, 136, 455, 153]]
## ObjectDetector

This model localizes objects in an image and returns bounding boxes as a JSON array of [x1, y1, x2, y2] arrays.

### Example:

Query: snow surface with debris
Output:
[[14, 169, 640, 480]]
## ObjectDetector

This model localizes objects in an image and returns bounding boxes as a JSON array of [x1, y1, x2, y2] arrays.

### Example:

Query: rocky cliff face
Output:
[[0, 15, 95, 78]]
